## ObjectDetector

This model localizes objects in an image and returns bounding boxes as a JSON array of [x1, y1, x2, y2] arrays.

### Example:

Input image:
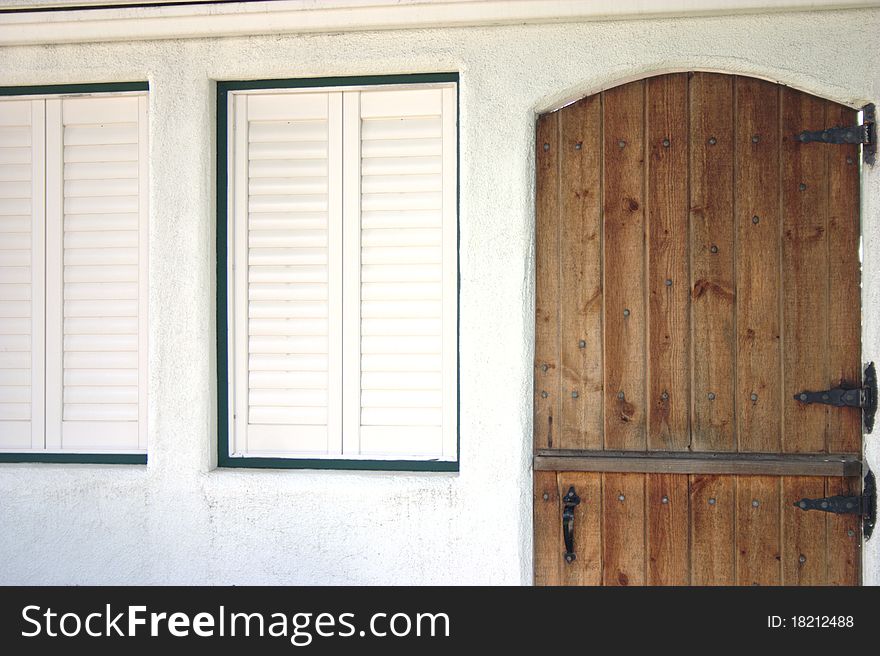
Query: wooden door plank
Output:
[[781, 476, 826, 585], [647, 473, 689, 584], [646, 74, 690, 451], [557, 472, 603, 585], [603, 81, 647, 450], [558, 97, 604, 450], [782, 88, 829, 453], [825, 102, 862, 455], [690, 474, 735, 585], [825, 475, 860, 585], [735, 475, 781, 585], [689, 73, 736, 452], [735, 77, 782, 452], [535, 112, 560, 450], [602, 472, 645, 585], [534, 470, 562, 585]]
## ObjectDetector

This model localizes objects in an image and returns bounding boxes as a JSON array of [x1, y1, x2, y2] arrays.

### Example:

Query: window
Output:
[[218, 74, 458, 470], [0, 84, 148, 463]]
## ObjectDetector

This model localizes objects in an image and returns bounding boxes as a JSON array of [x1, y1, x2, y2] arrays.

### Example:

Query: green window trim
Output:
[[216, 72, 461, 472], [0, 80, 150, 467]]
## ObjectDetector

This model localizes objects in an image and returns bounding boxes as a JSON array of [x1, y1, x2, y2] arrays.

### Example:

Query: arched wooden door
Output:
[[533, 73, 868, 585]]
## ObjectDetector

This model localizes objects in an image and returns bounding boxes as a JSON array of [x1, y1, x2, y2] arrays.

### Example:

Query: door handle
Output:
[[562, 486, 580, 564]]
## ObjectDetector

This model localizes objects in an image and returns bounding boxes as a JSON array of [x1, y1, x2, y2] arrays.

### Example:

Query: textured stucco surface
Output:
[[0, 8, 879, 585]]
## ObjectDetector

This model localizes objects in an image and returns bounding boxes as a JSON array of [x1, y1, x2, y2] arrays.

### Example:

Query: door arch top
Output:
[[535, 69, 865, 118]]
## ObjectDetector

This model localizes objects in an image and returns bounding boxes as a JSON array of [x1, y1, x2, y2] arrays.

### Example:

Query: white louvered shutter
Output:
[[45, 94, 148, 452], [344, 86, 457, 460], [228, 83, 456, 462], [231, 92, 342, 455], [0, 99, 44, 450]]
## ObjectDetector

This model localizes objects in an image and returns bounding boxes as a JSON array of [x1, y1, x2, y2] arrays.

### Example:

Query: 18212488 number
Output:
[[768, 616, 854, 628]]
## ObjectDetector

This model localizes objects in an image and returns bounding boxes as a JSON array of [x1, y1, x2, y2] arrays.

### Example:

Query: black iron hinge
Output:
[[794, 470, 876, 540], [794, 362, 877, 434], [796, 103, 876, 166]]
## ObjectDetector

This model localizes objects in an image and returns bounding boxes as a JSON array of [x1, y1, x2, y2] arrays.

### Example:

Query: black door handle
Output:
[[562, 486, 580, 564]]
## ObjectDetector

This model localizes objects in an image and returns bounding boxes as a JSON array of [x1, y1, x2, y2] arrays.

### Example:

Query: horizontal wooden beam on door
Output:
[[533, 450, 862, 477]]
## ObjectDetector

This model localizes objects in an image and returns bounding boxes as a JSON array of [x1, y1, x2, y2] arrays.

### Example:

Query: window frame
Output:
[[216, 73, 460, 472], [0, 81, 149, 465]]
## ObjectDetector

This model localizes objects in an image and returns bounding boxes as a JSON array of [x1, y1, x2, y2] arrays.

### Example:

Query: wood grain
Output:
[[558, 97, 604, 450], [534, 113, 560, 450], [825, 475, 860, 585], [782, 88, 829, 453], [602, 472, 645, 585], [689, 72, 736, 452], [533, 470, 562, 585], [825, 102, 862, 455], [557, 472, 603, 585], [781, 476, 826, 584], [735, 475, 781, 585], [603, 81, 647, 450], [646, 473, 689, 584], [690, 474, 735, 585], [647, 73, 690, 450], [735, 77, 781, 452]]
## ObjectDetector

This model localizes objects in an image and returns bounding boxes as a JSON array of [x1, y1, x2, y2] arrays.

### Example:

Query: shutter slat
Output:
[[248, 317, 327, 335], [361, 407, 442, 426], [248, 300, 327, 319], [249, 353, 327, 371], [64, 160, 139, 180], [248, 142, 327, 160], [361, 263, 441, 282], [248, 282, 327, 301], [361, 138, 441, 158], [64, 265, 138, 283], [64, 299, 137, 317], [0, 164, 32, 182], [64, 195, 139, 215], [0, 402, 30, 420], [249, 388, 327, 406], [62, 403, 137, 421], [249, 159, 327, 178], [64, 368, 137, 386], [249, 370, 328, 389], [249, 228, 327, 247], [0, 368, 30, 385], [63, 334, 137, 351], [249, 406, 327, 425], [361, 117, 442, 140], [361, 155, 441, 176], [64, 214, 138, 232], [64, 385, 137, 404], [249, 213, 328, 231], [63, 123, 138, 146], [64, 143, 138, 163], [64, 178, 138, 197], [248, 335, 328, 354], [249, 265, 327, 283], [248, 247, 327, 266]]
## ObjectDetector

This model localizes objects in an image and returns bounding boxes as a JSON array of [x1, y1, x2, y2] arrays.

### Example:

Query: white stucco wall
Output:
[[0, 7, 878, 585]]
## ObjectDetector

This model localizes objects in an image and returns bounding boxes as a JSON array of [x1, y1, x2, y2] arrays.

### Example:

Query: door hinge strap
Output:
[[793, 471, 876, 540], [795, 103, 876, 166], [793, 362, 877, 434]]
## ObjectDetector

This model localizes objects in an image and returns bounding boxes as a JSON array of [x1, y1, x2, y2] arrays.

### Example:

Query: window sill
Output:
[[218, 455, 458, 472], [0, 453, 147, 465]]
